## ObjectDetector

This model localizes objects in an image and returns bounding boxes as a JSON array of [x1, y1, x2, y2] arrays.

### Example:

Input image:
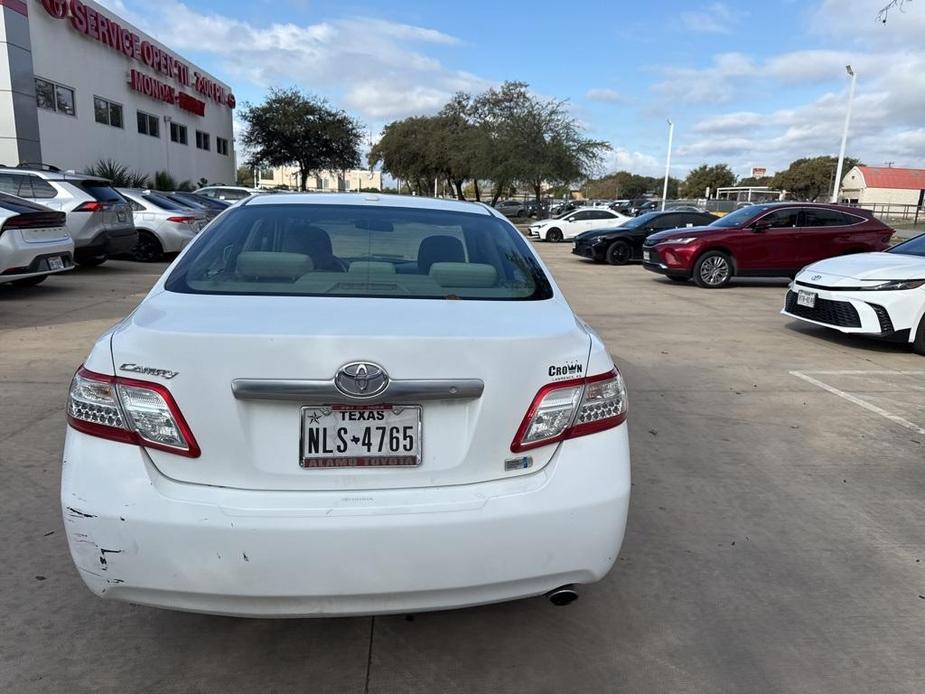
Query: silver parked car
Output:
[[117, 189, 208, 262], [0, 165, 135, 266], [0, 191, 73, 287], [194, 185, 258, 202]]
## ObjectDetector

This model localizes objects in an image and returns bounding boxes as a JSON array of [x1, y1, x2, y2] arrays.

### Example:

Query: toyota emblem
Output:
[[334, 362, 389, 399], [811, 274, 822, 281]]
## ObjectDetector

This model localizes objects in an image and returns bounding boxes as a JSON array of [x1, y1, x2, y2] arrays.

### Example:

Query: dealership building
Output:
[[0, 0, 236, 184]]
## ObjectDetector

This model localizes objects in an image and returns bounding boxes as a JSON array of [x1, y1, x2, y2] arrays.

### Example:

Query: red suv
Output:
[[642, 203, 894, 288]]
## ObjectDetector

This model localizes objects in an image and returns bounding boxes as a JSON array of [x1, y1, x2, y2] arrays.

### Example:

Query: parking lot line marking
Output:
[[799, 370, 925, 376], [790, 370, 925, 436]]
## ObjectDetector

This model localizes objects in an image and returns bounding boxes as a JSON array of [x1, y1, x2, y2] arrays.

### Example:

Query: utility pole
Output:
[[661, 119, 674, 211], [831, 65, 857, 203]]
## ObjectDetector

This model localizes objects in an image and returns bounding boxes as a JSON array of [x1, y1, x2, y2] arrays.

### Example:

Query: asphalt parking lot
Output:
[[2, 246, 924, 694]]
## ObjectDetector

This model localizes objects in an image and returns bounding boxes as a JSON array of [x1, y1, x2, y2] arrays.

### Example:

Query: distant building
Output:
[[256, 166, 381, 192], [1, 0, 236, 185], [715, 186, 785, 203], [840, 166, 925, 206]]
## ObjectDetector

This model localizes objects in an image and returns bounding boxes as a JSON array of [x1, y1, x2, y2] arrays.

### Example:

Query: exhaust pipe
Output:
[[546, 585, 578, 606]]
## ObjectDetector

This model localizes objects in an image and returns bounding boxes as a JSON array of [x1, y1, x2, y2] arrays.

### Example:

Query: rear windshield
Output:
[[80, 181, 124, 203], [165, 203, 553, 300], [144, 193, 189, 211]]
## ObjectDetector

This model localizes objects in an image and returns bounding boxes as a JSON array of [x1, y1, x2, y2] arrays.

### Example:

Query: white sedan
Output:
[[529, 208, 629, 242], [0, 192, 73, 287], [782, 234, 925, 353], [63, 193, 631, 617]]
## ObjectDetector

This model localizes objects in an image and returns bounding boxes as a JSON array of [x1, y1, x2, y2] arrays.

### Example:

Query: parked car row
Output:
[[557, 200, 923, 355], [0, 164, 239, 288]]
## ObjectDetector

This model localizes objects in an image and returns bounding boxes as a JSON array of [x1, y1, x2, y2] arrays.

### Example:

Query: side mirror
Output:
[[752, 220, 771, 232]]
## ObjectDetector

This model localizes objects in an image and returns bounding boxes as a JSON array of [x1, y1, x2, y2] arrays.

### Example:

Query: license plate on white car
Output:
[[797, 290, 817, 308], [48, 256, 64, 271], [300, 405, 421, 468]]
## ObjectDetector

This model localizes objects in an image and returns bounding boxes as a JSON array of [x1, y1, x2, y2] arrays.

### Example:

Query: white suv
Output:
[[0, 166, 135, 266], [62, 193, 631, 617], [0, 191, 73, 286]]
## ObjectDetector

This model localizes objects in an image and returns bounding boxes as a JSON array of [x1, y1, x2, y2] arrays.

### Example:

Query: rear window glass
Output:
[[144, 193, 188, 211], [165, 203, 552, 301], [80, 181, 124, 202]]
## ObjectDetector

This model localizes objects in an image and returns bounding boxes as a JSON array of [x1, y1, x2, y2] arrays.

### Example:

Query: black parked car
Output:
[[572, 210, 717, 265]]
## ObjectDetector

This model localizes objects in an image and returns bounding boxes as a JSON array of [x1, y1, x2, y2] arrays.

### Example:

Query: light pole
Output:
[[831, 65, 857, 203], [661, 119, 674, 211]]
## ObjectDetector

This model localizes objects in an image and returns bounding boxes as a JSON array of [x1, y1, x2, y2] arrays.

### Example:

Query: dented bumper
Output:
[[61, 426, 630, 618]]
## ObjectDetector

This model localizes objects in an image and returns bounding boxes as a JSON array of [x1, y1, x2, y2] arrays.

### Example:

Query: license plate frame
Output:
[[299, 405, 422, 469], [797, 290, 817, 308], [48, 256, 64, 271]]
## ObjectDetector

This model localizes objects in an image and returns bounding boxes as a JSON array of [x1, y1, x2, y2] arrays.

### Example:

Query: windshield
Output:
[[619, 213, 658, 229], [166, 203, 552, 300], [144, 193, 190, 211], [888, 233, 925, 258], [708, 205, 769, 228]]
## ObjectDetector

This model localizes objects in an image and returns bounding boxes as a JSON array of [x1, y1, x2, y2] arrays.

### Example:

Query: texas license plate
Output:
[[797, 290, 816, 308], [300, 405, 421, 468], [48, 256, 64, 271]]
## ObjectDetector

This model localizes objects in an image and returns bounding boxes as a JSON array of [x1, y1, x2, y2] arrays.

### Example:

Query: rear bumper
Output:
[[0, 232, 74, 282], [62, 425, 631, 617], [75, 227, 138, 257], [154, 223, 198, 254]]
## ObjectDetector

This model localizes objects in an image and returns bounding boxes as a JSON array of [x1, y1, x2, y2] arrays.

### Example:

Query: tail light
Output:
[[74, 201, 106, 212], [67, 367, 200, 457], [511, 369, 627, 452], [166, 216, 197, 223]]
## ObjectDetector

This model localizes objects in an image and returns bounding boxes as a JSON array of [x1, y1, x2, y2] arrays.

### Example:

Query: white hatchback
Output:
[[62, 194, 630, 617]]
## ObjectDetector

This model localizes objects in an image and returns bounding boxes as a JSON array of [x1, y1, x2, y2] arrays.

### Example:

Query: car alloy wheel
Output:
[[546, 228, 563, 242], [606, 240, 632, 265], [133, 231, 163, 262], [695, 252, 732, 288]]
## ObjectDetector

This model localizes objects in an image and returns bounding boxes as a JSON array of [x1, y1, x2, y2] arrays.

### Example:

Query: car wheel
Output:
[[546, 228, 563, 242], [75, 254, 107, 267], [606, 240, 632, 265], [10, 275, 47, 287], [913, 315, 925, 356], [693, 251, 733, 288], [132, 231, 164, 262]]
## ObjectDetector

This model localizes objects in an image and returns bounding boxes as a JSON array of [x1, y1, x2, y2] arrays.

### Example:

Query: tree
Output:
[[472, 82, 609, 206], [771, 156, 861, 201], [236, 166, 256, 186], [582, 171, 679, 199], [736, 175, 772, 188], [239, 88, 364, 191], [680, 164, 736, 198]]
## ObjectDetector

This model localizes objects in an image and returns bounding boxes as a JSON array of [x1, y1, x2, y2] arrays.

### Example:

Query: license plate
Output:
[[797, 290, 816, 308], [300, 405, 421, 468], [48, 256, 64, 271]]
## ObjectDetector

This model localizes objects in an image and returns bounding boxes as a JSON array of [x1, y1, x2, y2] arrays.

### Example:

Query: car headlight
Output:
[[865, 279, 925, 291], [660, 237, 698, 245]]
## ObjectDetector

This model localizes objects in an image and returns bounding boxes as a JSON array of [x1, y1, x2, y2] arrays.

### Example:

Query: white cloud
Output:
[[601, 149, 664, 177], [586, 88, 624, 104], [95, 0, 488, 122], [680, 3, 738, 33]]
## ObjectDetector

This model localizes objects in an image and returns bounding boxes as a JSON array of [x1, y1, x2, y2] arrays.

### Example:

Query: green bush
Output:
[[84, 159, 149, 188]]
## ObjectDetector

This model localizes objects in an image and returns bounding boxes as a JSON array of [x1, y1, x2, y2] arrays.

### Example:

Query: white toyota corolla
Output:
[[63, 193, 631, 617], [783, 233, 925, 353]]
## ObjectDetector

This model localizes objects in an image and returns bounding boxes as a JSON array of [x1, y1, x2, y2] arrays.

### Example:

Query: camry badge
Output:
[[334, 362, 389, 399], [120, 363, 179, 380]]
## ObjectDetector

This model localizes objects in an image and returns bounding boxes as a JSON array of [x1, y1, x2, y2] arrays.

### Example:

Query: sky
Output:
[[97, 0, 925, 179]]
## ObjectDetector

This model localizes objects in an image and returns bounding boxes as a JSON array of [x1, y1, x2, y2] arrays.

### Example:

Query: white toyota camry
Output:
[[528, 208, 629, 242], [783, 233, 925, 353], [63, 193, 631, 617]]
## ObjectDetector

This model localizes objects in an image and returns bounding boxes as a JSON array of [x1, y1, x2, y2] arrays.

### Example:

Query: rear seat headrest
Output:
[[429, 262, 497, 288]]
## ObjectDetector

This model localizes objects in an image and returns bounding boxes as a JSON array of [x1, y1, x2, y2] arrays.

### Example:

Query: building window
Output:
[[216, 137, 229, 156], [137, 111, 159, 137], [35, 78, 76, 116], [260, 167, 274, 180], [195, 130, 210, 151], [170, 122, 188, 145], [94, 96, 123, 128]]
